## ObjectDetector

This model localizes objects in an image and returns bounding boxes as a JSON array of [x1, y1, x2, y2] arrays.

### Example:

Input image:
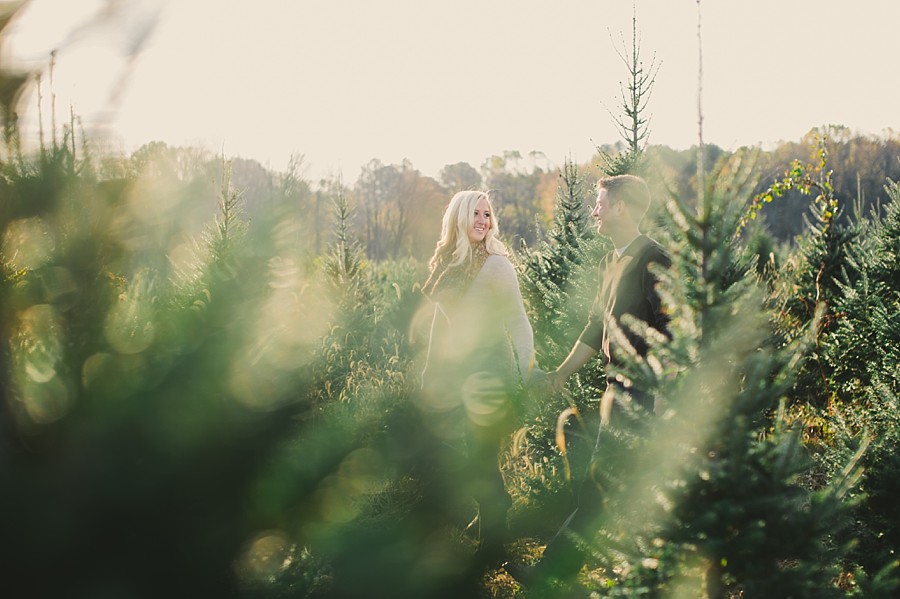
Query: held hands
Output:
[[526, 367, 567, 394], [545, 369, 567, 393]]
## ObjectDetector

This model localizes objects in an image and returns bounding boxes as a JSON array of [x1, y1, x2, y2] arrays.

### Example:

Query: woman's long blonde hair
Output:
[[428, 190, 508, 272]]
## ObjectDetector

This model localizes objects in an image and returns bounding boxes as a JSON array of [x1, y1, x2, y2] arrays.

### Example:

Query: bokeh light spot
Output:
[[15, 304, 63, 383], [338, 447, 387, 494], [104, 272, 156, 355], [2, 216, 55, 270], [20, 374, 72, 424], [82, 351, 147, 400], [236, 530, 293, 581]]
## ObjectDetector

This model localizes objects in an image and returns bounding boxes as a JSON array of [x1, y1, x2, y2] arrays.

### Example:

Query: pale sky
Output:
[[6, 0, 899, 182]]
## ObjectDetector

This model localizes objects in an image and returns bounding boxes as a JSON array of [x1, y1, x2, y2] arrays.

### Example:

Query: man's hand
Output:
[[525, 368, 565, 395], [545, 341, 598, 394], [527, 342, 597, 396]]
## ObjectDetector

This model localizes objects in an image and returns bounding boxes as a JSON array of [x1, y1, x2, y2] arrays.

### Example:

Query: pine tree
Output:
[[568, 154, 896, 597], [813, 181, 900, 582], [519, 159, 607, 371], [759, 138, 866, 408], [867, 180, 900, 300], [512, 160, 609, 536], [311, 177, 383, 406], [597, 4, 660, 177]]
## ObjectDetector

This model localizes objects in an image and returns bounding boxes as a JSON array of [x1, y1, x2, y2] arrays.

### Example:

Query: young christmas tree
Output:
[[811, 181, 900, 582], [519, 160, 607, 378], [760, 138, 866, 408], [572, 153, 897, 597], [822, 179, 900, 399]]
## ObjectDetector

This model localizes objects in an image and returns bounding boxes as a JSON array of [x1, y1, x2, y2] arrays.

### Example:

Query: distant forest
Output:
[[94, 125, 900, 263]]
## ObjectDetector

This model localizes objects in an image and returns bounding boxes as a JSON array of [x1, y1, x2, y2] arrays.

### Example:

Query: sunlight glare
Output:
[[104, 270, 156, 355], [11, 304, 73, 424], [2, 217, 54, 270], [236, 529, 293, 581]]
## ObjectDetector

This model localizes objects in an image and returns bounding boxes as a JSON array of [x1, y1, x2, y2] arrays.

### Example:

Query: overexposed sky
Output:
[[6, 0, 899, 182]]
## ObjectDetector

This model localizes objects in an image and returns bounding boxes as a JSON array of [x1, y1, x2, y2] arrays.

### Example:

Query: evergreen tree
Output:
[[813, 181, 900, 582], [519, 159, 607, 371], [764, 139, 866, 408], [511, 160, 609, 537], [309, 177, 381, 405], [597, 4, 659, 178], [565, 154, 896, 597], [866, 180, 900, 299]]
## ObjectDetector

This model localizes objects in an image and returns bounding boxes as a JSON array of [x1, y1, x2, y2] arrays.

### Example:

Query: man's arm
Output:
[[547, 340, 597, 392]]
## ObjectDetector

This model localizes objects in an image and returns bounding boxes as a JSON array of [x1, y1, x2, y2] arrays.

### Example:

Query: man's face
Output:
[[590, 187, 620, 235]]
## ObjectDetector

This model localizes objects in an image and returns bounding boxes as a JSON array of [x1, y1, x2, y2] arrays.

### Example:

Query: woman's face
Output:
[[467, 196, 492, 245]]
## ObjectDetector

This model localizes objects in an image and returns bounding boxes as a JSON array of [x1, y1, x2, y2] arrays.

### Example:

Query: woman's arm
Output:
[[487, 256, 535, 379]]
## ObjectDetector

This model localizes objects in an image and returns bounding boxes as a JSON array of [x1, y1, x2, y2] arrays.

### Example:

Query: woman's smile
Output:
[[468, 197, 492, 244]]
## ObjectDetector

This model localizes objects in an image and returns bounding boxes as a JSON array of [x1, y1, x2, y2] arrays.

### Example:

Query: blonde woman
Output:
[[418, 189, 534, 567]]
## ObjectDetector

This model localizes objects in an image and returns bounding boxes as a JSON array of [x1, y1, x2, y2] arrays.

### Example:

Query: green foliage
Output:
[[740, 135, 839, 234], [743, 127, 900, 242], [762, 139, 867, 409], [520, 159, 606, 367], [308, 180, 422, 411], [824, 385, 900, 587], [512, 160, 609, 533], [321, 179, 366, 293], [803, 181, 900, 582], [0, 136, 312, 597], [208, 157, 250, 274], [869, 179, 900, 284], [638, 155, 815, 592]]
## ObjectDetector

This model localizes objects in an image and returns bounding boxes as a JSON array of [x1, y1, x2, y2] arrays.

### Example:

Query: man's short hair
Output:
[[597, 174, 651, 223]]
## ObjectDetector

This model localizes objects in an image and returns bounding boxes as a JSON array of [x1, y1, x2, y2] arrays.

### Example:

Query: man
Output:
[[508, 173, 670, 585]]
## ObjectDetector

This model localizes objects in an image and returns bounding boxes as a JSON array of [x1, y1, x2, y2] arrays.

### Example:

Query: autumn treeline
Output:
[[94, 125, 900, 263]]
